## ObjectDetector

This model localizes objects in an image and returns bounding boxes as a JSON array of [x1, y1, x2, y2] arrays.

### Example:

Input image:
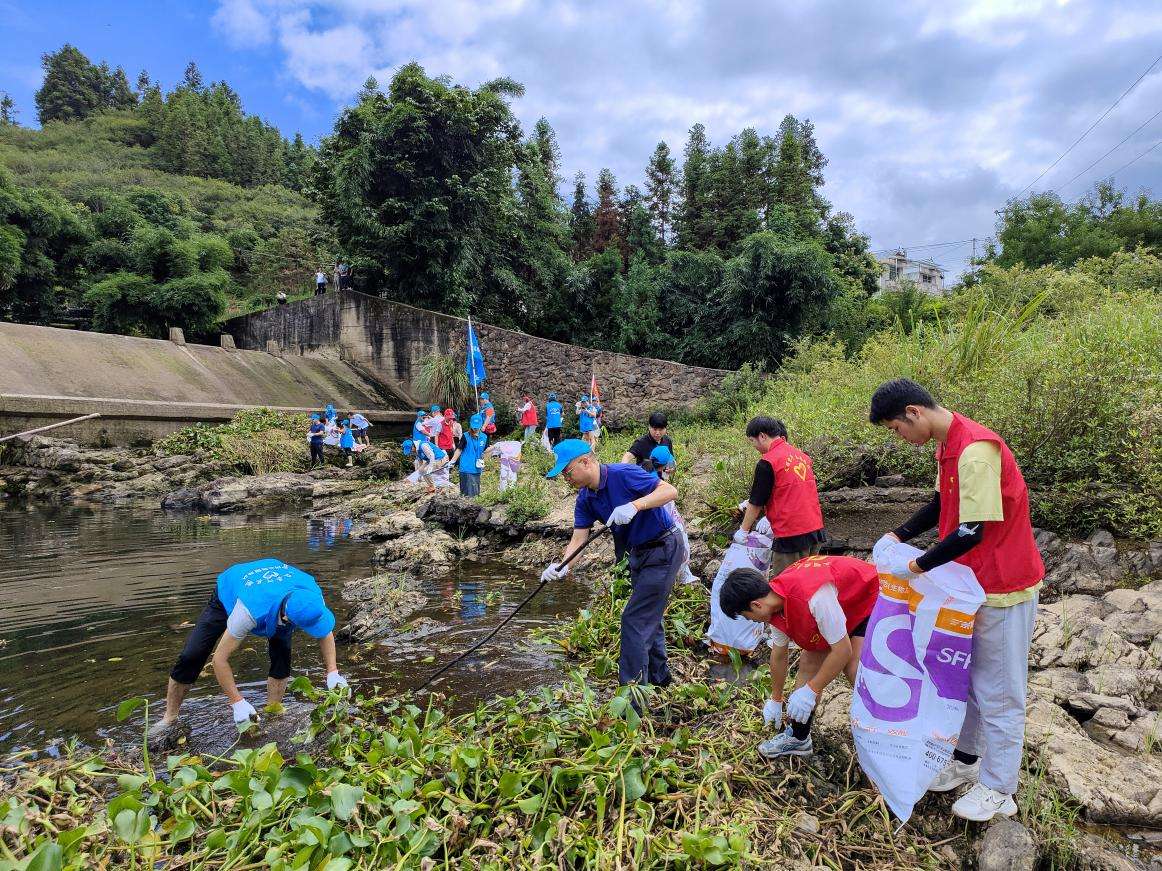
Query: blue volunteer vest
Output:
[[458, 432, 488, 473], [216, 559, 321, 638], [545, 401, 563, 428]]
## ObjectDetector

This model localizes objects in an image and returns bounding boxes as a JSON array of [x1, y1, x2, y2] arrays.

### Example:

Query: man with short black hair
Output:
[[738, 416, 826, 574], [621, 411, 674, 466], [869, 377, 1044, 822]]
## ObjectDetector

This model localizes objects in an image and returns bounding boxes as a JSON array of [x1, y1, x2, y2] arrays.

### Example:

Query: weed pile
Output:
[[155, 408, 311, 476]]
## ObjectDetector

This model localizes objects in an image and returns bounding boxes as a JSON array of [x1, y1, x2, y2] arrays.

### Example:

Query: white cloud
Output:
[[212, 0, 274, 47]]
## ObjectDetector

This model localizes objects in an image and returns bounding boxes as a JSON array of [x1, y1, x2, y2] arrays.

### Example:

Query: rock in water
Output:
[[977, 819, 1037, 871]]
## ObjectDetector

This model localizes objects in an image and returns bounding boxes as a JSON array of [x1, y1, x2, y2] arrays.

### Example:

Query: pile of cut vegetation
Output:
[[156, 408, 310, 476]]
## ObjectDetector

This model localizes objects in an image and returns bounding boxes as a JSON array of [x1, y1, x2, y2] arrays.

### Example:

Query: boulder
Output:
[[339, 573, 427, 642], [977, 819, 1036, 871], [354, 511, 424, 541]]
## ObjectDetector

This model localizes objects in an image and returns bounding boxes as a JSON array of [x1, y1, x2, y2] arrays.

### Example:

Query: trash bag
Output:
[[540, 428, 552, 453], [850, 541, 985, 822], [706, 518, 775, 655]]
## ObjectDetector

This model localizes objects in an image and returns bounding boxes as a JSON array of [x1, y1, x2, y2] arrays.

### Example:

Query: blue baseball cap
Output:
[[430, 404, 440, 413], [469, 413, 484, 430], [284, 588, 336, 639], [310, 412, 319, 420], [650, 445, 675, 467], [548, 391, 557, 400], [415, 409, 425, 417], [401, 439, 414, 456], [546, 438, 592, 478], [481, 392, 490, 400]]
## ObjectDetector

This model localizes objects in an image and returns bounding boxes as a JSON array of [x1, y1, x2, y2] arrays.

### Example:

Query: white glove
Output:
[[732, 528, 750, 546], [763, 698, 784, 730], [326, 671, 348, 690], [872, 533, 899, 565], [885, 547, 919, 580], [608, 503, 639, 526], [231, 699, 258, 724], [541, 563, 569, 583], [787, 685, 817, 723]]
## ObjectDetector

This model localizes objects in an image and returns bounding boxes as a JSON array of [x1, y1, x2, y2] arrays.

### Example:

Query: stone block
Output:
[[168, 327, 185, 345], [220, 334, 236, 350]]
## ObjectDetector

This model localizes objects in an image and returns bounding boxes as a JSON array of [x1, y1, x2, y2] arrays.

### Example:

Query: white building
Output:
[[877, 249, 945, 295]]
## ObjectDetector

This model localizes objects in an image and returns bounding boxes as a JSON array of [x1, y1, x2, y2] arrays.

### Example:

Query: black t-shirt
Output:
[[628, 433, 673, 464]]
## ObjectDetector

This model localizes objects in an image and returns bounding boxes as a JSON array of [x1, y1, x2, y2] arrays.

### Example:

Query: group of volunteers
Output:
[[148, 376, 1039, 825], [306, 404, 371, 468], [540, 378, 1044, 824]]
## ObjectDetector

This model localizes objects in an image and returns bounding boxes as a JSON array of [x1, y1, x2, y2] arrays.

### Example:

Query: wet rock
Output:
[[977, 819, 1036, 871], [417, 493, 491, 530], [1024, 696, 1162, 824], [339, 573, 426, 642], [146, 718, 191, 754], [186, 473, 317, 512], [1073, 833, 1145, 871], [793, 811, 820, 835], [151, 454, 194, 471], [873, 474, 905, 487], [161, 487, 201, 511], [354, 511, 424, 541]]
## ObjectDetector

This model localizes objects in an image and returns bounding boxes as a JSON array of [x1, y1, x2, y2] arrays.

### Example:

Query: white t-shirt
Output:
[[226, 601, 258, 639], [769, 583, 849, 648], [315, 272, 326, 283]]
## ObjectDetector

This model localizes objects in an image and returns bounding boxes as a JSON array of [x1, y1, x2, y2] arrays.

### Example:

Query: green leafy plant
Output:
[[416, 354, 470, 409]]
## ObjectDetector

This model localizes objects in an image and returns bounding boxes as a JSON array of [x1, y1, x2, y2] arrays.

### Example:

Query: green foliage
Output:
[[416, 355, 470, 409], [36, 44, 136, 125], [478, 480, 551, 525], [156, 408, 310, 474], [693, 362, 769, 425]]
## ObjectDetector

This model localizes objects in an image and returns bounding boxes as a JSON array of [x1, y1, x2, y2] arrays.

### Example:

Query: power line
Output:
[[1055, 107, 1162, 192], [1103, 137, 1162, 181], [1015, 52, 1162, 196], [871, 238, 975, 254]]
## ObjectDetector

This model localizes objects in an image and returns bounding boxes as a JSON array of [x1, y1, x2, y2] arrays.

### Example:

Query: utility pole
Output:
[[971, 237, 978, 281]]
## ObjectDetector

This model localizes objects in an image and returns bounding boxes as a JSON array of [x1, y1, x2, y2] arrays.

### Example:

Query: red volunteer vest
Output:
[[769, 555, 879, 651], [761, 438, 825, 538], [520, 403, 538, 426], [937, 413, 1044, 595], [437, 423, 455, 452]]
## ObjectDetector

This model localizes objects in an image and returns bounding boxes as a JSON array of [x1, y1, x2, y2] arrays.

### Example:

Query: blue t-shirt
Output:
[[340, 428, 355, 449], [458, 431, 488, 474], [545, 401, 563, 429], [574, 463, 674, 551], [216, 559, 330, 639], [309, 422, 325, 444], [578, 405, 597, 433]]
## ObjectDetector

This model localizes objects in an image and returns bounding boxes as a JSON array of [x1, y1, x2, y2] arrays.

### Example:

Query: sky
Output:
[[3, 0, 1162, 278]]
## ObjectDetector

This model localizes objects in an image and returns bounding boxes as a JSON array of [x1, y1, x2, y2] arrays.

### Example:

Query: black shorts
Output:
[[547, 427, 562, 445], [169, 590, 292, 684], [849, 616, 869, 638]]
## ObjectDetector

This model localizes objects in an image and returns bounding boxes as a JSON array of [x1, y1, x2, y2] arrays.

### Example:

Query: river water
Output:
[[0, 502, 586, 757]]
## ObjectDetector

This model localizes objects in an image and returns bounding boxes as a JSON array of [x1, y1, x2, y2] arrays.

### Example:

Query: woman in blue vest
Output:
[[578, 397, 599, 448], [544, 392, 564, 446], [149, 559, 347, 743], [451, 413, 489, 497]]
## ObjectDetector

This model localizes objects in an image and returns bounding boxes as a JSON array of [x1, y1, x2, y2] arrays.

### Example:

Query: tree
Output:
[[677, 123, 713, 250], [108, 67, 137, 109], [592, 168, 620, 253], [771, 126, 818, 234], [569, 172, 595, 260], [531, 117, 563, 197], [0, 93, 17, 126], [36, 44, 106, 124], [182, 62, 204, 91], [136, 69, 151, 93], [645, 141, 677, 244], [620, 184, 662, 266]]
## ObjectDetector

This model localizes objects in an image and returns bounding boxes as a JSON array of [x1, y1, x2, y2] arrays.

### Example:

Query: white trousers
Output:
[[957, 592, 1038, 795]]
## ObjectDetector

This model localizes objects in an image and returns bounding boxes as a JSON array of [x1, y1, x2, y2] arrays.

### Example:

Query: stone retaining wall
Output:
[[226, 290, 732, 425]]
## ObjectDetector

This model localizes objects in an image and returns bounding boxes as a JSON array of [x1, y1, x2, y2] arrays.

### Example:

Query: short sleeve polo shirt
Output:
[[574, 463, 674, 550]]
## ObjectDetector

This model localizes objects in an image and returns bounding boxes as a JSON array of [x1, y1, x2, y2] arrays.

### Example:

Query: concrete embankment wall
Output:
[[226, 290, 732, 424], [0, 322, 412, 445]]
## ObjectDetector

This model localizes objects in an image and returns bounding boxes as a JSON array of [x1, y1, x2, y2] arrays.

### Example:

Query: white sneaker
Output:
[[758, 728, 813, 758], [928, 759, 980, 792], [951, 783, 1017, 821]]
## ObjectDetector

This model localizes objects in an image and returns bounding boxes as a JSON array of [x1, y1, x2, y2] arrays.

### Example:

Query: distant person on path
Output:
[[541, 440, 681, 698], [338, 261, 351, 290], [277, 290, 288, 305], [451, 413, 489, 497], [738, 417, 826, 575], [148, 559, 346, 745], [719, 555, 878, 759], [307, 413, 326, 468], [622, 411, 674, 466], [544, 392, 564, 446], [518, 392, 538, 441], [339, 418, 356, 467], [869, 378, 1044, 823], [480, 392, 497, 434], [325, 403, 336, 424], [350, 411, 371, 446], [315, 269, 328, 296]]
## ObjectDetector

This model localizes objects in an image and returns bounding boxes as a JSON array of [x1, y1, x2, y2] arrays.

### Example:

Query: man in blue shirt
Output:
[[451, 413, 489, 497], [543, 439, 682, 691], [149, 559, 347, 745], [307, 413, 326, 468], [544, 392, 564, 445]]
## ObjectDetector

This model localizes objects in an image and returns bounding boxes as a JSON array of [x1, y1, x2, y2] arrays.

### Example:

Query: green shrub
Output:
[[693, 362, 770, 425], [156, 408, 310, 474]]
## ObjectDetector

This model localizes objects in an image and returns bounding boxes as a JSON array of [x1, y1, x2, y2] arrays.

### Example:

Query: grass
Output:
[[1017, 752, 1082, 869]]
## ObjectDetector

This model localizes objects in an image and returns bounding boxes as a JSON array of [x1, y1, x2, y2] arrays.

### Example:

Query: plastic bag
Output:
[[850, 542, 984, 822], [706, 518, 775, 655]]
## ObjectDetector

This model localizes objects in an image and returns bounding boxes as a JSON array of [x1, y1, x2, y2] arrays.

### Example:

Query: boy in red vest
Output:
[[869, 378, 1044, 822], [737, 417, 827, 574], [720, 555, 879, 758]]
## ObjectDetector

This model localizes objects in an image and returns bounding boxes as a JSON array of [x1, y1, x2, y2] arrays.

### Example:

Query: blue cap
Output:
[[581, 394, 589, 401], [416, 409, 425, 417], [548, 391, 557, 400], [340, 418, 349, 426], [546, 438, 592, 478], [481, 392, 490, 400], [310, 412, 319, 420], [284, 589, 336, 639], [650, 445, 675, 467], [401, 439, 414, 456], [469, 413, 484, 430], [430, 404, 440, 413]]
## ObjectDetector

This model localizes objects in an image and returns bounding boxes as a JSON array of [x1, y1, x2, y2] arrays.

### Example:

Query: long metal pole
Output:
[[0, 412, 102, 444]]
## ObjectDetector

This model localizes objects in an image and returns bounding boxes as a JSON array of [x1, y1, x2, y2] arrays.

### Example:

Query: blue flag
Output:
[[465, 320, 487, 386]]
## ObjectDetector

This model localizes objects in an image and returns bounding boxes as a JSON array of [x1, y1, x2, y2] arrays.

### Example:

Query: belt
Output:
[[629, 525, 679, 553]]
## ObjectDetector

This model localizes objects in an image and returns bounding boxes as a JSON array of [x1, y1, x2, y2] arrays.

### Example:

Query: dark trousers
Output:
[[547, 427, 562, 446], [309, 440, 324, 466], [315, 283, 326, 296], [459, 472, 481, 497], [619, 531, 682, 686], [169, 590, 292, 684]]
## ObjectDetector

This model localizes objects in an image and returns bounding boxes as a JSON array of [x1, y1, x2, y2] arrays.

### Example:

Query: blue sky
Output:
[[4, 0, 1162, 278]]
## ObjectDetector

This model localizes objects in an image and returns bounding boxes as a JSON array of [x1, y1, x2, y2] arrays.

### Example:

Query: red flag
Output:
[[589, 372, 601, 404]]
